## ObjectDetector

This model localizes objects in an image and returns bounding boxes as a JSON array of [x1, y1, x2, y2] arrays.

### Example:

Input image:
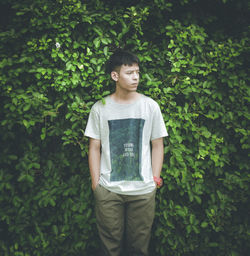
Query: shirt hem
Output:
[[99, 183, 156, 196]]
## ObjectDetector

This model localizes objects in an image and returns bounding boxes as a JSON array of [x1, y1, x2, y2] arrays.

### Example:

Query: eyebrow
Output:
[[125, 68, 140, 72]]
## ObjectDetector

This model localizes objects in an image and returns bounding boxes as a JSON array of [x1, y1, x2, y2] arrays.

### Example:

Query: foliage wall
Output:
[[0, 0, 249, 255]]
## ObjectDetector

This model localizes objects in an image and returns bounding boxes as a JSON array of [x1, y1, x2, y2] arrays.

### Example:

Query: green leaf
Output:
[[201, 222, 208, 228], [52, 225, 58, 236], [23, 120, 29, 128], [23, 104, 31, 111], [93, 38, 100, 48], [104, 46, 108, 56]]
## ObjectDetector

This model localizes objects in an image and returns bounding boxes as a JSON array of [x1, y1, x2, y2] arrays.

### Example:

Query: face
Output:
[[111, 63, 140, 93]]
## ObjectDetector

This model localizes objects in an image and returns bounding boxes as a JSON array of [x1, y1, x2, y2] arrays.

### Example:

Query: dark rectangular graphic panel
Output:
[[108, 118, 145, 181]]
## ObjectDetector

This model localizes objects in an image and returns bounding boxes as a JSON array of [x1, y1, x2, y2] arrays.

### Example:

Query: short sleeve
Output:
[[84, 107, 100, 139], [150, 103, 168, 141]]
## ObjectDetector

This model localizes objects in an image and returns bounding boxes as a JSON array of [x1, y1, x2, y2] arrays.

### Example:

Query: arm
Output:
[[151, 137, 164, 179], [88, 138, 101, 190]]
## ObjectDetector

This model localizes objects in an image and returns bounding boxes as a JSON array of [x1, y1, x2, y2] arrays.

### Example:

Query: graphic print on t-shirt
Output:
[[108, 118, 145, 181]]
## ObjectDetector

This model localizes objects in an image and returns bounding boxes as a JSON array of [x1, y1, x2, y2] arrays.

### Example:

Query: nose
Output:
[[133, 72, 139, 80]]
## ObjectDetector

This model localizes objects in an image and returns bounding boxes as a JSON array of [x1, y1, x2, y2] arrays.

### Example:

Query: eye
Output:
[[126, 71, 140, 74]]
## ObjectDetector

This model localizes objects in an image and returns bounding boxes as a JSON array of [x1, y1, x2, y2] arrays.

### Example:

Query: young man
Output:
[[84, 50, 168, 256]]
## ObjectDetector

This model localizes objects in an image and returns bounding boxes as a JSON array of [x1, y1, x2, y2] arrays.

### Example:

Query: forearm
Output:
[[151, 138, 164, 178], [88, 139, 101, 189]]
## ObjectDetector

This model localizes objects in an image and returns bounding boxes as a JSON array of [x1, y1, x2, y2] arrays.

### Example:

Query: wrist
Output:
[[92, 181, 99, 190], [91, 177, 100, 189]]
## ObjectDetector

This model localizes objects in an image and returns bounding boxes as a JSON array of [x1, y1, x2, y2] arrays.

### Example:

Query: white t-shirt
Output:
[[84, 94, 168, 195]]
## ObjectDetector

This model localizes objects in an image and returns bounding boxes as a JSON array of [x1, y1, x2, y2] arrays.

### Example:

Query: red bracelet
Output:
[[153, 176, 163, 188]]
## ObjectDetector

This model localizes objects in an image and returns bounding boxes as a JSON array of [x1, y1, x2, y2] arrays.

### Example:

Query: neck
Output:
[[111, 90, 140, 104]]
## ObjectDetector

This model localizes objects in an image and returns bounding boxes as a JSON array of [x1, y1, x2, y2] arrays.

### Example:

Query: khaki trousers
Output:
[[94, 184, 156, 256]]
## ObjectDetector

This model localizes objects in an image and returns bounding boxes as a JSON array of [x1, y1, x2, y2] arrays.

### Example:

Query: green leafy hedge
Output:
[[0, 0, 249, 255]]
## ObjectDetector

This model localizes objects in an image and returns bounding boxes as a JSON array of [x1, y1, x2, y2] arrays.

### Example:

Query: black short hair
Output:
[[106, 50, 139, 74]]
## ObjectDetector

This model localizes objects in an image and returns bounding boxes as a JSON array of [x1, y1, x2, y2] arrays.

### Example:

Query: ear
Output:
[[111, 71, 119, 82]]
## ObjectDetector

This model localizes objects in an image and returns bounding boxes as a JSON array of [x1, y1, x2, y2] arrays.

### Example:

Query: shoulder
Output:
[[90, 96, 110, 112], [140, 94, 160, 110]]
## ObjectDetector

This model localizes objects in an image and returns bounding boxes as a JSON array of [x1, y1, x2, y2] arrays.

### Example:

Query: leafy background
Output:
[[0, 0, 249, 255]]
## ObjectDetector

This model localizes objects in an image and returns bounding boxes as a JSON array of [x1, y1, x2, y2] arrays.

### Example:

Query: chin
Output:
[[131, 85, 138, 89], [129, 88, 137, 92]]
